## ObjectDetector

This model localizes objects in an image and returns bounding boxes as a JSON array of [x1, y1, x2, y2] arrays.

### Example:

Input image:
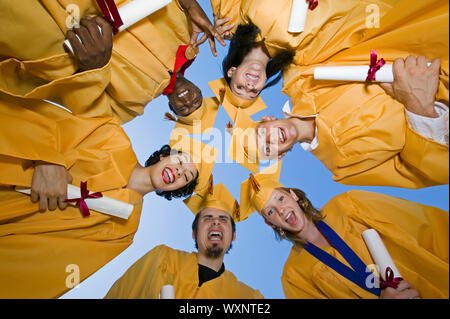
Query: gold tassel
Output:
[[233, 200, 240, 221], [164, 112, 177, 122], [248, 174, 260, 193], [219, 88, 226, 103]]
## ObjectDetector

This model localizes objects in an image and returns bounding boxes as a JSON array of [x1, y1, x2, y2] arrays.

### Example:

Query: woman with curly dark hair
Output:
[[0, 96, 209, 298]]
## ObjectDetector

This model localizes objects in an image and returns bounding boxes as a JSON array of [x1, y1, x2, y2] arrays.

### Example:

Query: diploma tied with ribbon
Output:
[[314, 50, 433, 83], [362, 229, 403, 289], [64, 0, 171, 53], [288, 0, 319, 33], [16, 182, 134, 220]]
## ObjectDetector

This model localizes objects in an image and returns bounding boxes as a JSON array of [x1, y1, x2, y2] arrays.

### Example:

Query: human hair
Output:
[[222, 22, 294, 92], [145, 144, 198, 200], [268, 187, 325, 250], [192, 209, 236, 253]]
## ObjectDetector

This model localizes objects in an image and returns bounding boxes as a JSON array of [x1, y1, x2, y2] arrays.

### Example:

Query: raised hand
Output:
[[179, 0, 226, 57]]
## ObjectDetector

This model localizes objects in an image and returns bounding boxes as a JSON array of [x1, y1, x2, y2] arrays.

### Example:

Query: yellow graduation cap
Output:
[[240, 161, 283, 219], [166, 97, 220, 136], [184, 182, 244, 222], [208, 78, 267, 122], [228, 108, 261, 173], [169, 135, 218, 193]]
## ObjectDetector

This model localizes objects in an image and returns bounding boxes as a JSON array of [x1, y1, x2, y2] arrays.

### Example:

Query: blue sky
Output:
[[60, 0, 449, 299]]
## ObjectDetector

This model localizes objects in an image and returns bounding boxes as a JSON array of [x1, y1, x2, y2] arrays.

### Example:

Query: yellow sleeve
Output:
[[105, 245, 174, 299], [335, 126, 449, 189], [0, 94, 137, 189]]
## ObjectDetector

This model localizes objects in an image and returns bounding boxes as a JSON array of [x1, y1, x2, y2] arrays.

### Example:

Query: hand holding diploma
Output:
[[379, 55, 441, 118], [64, 0, 172, 56], [17, 183, 134, 220], [362, 229, 420, 299]]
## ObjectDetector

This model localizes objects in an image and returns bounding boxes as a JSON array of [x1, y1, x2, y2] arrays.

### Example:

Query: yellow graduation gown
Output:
[[281, 190, 449, 299], [305, 91, 449, 188], [0, 0, 191, 124], [212, 0, 449, 188], [0, 93, 143, 298], [105, 244, 264, 299]]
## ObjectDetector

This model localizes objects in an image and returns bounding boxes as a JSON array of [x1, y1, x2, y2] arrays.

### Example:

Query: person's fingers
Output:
[[30, 189, 39, 203], [66, 30, 87, 56], [190, 31, 201, 46], [379, 82, 394, 96], [48, 196, 58, 211], [212, 27, 226, 47], [396, 280, 413, 292], [67, 172, 73, 184], [417, 55, 427, 69], [73, 25, 94, 47], [39, 195, 48, 212], [405, 55, 417, 70], [429, 58, 441, 75], [208, 36, 217, 57], [216, 17, 231, 27], [193, 33, 207, 47], [221, 22, 235, 33], [392, 58, 406, 83], [80, 16, 103, 43], [58, 196, 69, 210], [95, 16, 113, 50]]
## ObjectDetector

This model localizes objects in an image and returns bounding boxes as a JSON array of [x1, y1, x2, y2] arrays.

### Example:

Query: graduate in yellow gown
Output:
[[0, 0, 227, 124], [105, 183, 263, 299], [0, 93, 220, 298], [240, 164, 449, 299], [214, 0, 449, 188], [229, 56, 449, 188]]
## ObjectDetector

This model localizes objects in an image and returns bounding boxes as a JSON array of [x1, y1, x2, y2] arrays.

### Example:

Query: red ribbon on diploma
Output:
[[163, 45, 196, 95], [307, 0, 319, 10], [366, 50, 386, 81], [380, 267, 403, 289], [65, 181, 103, 217], [96, 0, 124, 34]]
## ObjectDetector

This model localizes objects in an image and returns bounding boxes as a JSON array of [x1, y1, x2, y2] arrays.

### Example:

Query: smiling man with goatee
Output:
[[105, 182, 263, 299]]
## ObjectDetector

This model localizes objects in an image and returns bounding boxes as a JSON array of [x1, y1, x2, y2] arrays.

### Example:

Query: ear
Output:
[[277, 152, 287, 160], [231, 231, 236, 243], [289, 189, 299, 202], [227, 67, 237, 79], [263, 218, 276, 230]]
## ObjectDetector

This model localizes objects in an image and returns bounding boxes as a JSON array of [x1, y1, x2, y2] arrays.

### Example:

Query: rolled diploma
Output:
[[314, 62, 432, 82], [314, 64, 395, 82], [288, 0, 309, 33], [362, 229, 402, 280], [64, 0, 172, 53], [159, 284, 175, 299], [16, 184, 134, 220]]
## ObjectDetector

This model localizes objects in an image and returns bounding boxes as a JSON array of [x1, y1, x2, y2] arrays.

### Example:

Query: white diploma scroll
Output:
[[362, 229, 402, 280], [64, 0, 172, 53], [314, 64, 395, 82], [314, 62, 433, 83], [288, 0, 309, 33], [16, 184, 134, 220], [159, 284, 175, 299]]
